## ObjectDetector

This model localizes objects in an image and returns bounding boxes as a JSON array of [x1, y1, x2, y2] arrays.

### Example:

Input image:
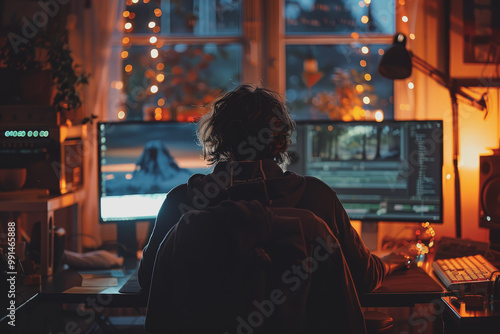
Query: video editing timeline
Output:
[[295, 121, 443, 222], [98, 122, 212, 223]]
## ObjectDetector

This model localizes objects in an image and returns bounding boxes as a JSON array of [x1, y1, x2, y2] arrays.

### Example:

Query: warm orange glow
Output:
[[129, 12, 136, 19], [408, 82, 415, 89], [351, 32, 359, 39], [356, 84, 364, 93], [125, 64, 133, 72], [148, 21, 156, 29], [112, 81, 124, 90], [409, 33, 416, 40], [361, 46, 369, 54], [399, 0, 405, 5], [121, 51, 129, 58], [122, 37, 130, 44], [375, 110, 384, 122], [124, 22, 132, 30], [378, 48, 385, 55], [363, 96, 371, 104], [123, 11, 130, 18], [360, 60, 367, 67], [156, 41, 164, 48], [156, 63, 165, 70], [364, 73, 372, 81], [150, 85, 159, 93], [117, 110, 126, 119], [359, 1, 365, 8], [328, 125, 334, 131], [153, 26, 161, 33], [126, 0, 133, 5], [402, 16, 408, 22], [155, 107, 162, 114], [132, 0, 139, 3], [364, 0, 371, 4], [156, 73, 165, 82], [143, 0, 150, 3], [151, 49, 159, 58], [149, 36, 158, 44], [154, 8, 162, 17], [155, 113, 162, 121], [158, 98, 165, 106], [361, 15, 369, 24]]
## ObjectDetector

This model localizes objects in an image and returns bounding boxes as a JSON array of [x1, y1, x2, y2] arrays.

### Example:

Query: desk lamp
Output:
[[378, 33, 488, 239]]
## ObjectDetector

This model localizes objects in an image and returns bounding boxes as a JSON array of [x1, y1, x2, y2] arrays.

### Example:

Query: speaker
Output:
[[479, 155, 500, 229]]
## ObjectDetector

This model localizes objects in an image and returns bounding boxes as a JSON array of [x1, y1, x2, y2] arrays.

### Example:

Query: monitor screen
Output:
[[287, 120, 443, 222], [98, 122, 212, 223]]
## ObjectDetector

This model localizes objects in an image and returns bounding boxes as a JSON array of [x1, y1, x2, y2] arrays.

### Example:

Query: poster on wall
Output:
[[462, 0, 500, 64], [450, 0, 500, 84]]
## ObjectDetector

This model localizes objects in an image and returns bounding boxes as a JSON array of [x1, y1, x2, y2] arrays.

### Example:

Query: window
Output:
[[117, 0, 396, 121]]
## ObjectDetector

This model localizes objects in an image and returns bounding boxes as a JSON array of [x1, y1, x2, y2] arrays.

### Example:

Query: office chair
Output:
[[145, 200, 392, 334]]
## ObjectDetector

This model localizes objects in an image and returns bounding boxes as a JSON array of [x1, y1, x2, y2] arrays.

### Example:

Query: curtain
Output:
[[68, 0, 125, 248]]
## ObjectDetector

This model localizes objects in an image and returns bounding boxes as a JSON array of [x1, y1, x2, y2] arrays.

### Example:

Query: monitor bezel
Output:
[[291, 119, 444, 223], [97, 120, 201, 224]]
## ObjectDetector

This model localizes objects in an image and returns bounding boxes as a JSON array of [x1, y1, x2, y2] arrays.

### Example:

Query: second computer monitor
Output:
[[287, 120, 443, 222]]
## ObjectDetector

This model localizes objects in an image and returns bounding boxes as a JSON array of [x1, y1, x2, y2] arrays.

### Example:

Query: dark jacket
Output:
[[138, 159, 386, 293], [146, 201, 367, 334]]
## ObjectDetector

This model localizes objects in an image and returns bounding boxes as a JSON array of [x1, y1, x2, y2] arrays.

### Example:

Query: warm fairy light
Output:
[[359, 1, 365, 7], [121, 51, 129, 58], [360, 60, 367, 67], [156, 73, 165, 82], [148, 21, 156, 28], [363, 96, 371, 104], [399, 0, 405, 5], [124, 22, 132, 30], [150, 49, 159, 58], [117, 110, 126, 119], [364, 73, 372, 81], [150, 85, 159, 93], [328, 125, 334, 131], [154, 8, 162, 17], [364, 0, 371, 4], [155, 107, 162, 114], [155, 113, 162, 121], [125, 173, 133, 179], [149, 36, 158, 44], [361, 15, 369, 24], [408, 82, 415, 89], [156, 41, 164, 48], [126, 0, 133, 5], [402, 16, 408, 22], [158, 98, 165, 106], [361, 46, 369, 54], [143, 0, 150, 3], [156, 63, 164, 70], [378, 48, 385, 55], [125, 64, 133, 72], [111, 81, 124, 90], [129, 12, 136, 19], [375, 110, 384, 122], [132, 0, 139, 3], [446, 174, 451, 180], [153, 26, 161, 33], [409, 33, 416, 40], [122, 37, 130, 44], [123, 11, 130, 18], [356, 84, 364, 93], [351, 32, 359, 39]]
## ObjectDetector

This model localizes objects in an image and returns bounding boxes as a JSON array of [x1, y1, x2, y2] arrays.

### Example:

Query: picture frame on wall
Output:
[[450, 0, 500, 85]]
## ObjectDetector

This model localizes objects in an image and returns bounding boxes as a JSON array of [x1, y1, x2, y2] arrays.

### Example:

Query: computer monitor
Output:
[[98, 121, 212, 224], [287, 120, 443, 223]]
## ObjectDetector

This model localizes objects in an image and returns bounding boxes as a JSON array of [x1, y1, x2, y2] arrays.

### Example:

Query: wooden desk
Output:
[[442, 296, 500, 332]]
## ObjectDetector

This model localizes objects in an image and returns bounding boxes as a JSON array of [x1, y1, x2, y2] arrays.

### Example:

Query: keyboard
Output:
[[432, 254, 499, 292]]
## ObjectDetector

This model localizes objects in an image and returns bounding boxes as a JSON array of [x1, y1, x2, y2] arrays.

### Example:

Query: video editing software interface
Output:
[[98, 122, 212, 223], [288, 120, 443, 222]]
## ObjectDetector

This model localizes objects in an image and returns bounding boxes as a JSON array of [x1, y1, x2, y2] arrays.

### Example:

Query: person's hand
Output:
[[381, 242, 420, 275]]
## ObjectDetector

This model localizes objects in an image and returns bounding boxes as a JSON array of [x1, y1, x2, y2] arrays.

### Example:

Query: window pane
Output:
[[285, 0, 395, 35], [286, 44, 394, 120], [123, 44, 241, 120], [125, 0, 242, 36]]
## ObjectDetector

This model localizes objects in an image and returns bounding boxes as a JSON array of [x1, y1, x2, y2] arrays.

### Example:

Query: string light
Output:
[[361, 15, 369, 24], [360, 60, 367, 67], [378, 48, 384, 55], [150, 85, 159, 93], [356, 84, 364, 93], [409, 33, 416, 40], [361, 46, 369, 54], [125, 64, 133, 72], [150, 49, 159, 58], [402, 16, 408, 22], [148, 21, 156, 28], [408, 82, 414, 89], [123, 11, 130, 18], [156, 63, 164, 70], [156, 73, 165, 82], [117, 110, 126, 119], [364, 0, 371, 4], [375, 110, 384, 122], [363, 96, 371, 104], [121, 51, 129, 58], [132, 0, 139, 3], [124, 22, 132, 30], [364, 73, 372, 81], [149, 36, 157, 44], [158, 98, 165, 106], [122, 37, 130, 44], [154, 8, 162, 17]]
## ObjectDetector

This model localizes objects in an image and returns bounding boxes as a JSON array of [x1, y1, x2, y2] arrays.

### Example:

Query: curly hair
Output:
[[197, 84, 295, 165]]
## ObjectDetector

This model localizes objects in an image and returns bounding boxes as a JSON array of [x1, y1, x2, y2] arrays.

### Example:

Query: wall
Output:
[[378, 0, 500, 246]]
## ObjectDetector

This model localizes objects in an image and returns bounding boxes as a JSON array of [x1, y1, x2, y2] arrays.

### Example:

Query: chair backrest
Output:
[[145, 200, 366, 334]]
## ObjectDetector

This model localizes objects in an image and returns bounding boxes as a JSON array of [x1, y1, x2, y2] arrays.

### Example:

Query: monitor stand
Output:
[[117, 221, 138, 258], [361, 221, 379, 251]]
